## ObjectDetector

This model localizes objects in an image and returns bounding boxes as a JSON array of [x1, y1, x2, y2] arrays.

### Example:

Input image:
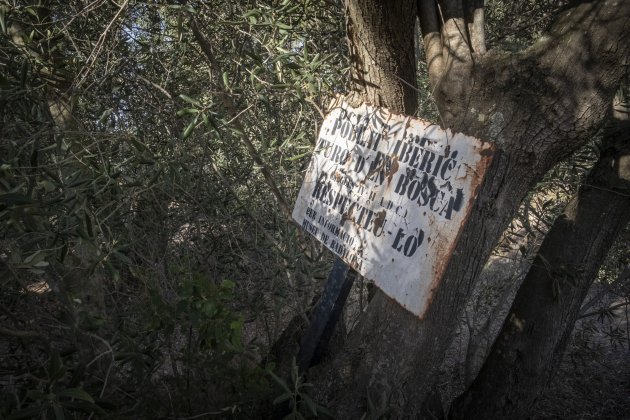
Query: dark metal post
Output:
[[297, 257, 355, 373]]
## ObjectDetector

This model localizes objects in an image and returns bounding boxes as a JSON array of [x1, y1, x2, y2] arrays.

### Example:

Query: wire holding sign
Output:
[[293, 99, 494, 317]]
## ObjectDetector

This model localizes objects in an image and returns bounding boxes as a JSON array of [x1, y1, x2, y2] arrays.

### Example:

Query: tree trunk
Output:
[[449, 91, 630, 420], [345, 0, 418, 114], [310, 1, 630, 417]]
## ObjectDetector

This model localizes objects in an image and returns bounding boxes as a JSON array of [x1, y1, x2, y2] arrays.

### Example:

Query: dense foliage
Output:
[[1, 0, 346, 417], [1, 0, 627, 418]]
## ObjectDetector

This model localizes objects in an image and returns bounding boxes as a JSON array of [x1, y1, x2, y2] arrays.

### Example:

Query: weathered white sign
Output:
[[293, 99, 494, 317]]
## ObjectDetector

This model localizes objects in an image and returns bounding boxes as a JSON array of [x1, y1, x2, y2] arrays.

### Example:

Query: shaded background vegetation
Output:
[[0, 0, 627, 418]]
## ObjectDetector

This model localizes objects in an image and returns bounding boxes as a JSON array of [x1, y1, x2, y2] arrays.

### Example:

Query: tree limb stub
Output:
[[466, 0, 486, 54], [418, 0, 445, 89]]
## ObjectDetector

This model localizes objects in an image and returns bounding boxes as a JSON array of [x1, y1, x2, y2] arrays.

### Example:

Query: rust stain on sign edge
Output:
[[419, 142, 495, 319]]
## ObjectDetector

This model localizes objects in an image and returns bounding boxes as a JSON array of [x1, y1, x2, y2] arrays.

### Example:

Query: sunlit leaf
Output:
[[57, 387, 95, 403]]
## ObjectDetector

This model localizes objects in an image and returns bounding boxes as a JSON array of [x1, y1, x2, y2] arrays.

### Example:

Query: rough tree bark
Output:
[[310, 0, 630, 417], [449, 89, 630, 420], [345, 0, 418, 113]]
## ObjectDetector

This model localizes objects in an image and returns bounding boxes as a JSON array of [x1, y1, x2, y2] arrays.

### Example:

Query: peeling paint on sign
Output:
[[293, 99, 494, 317]]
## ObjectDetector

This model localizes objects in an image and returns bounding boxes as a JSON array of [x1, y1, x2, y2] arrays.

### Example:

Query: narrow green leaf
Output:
[[84, 212, 93, 237], [182, 120, 196, 139], [24, 250, 46, 265], [167, 4, 196, 13], [275, 22, 292, 30], [301, 394, 318, 416], [49, 351, 64, 379], [272, 393, 292, 405], [179, 94, 202, 107], [222, 71, 230, 89], [286, 152, 310, 161], [38, 179, 56, 192], [0, 7, 7, 35], [112, 250, 131, 264], [206, 114, 220, 132], [268, 370, 291, 393], [244, 9, 261, 18], [57, 387, 95, 403], [176, 108, 199, 117], [25, 6, 38, 18], [98, 108, 113, 123], [53, 403, 65, 420], [221, 279, 235, 290], [229, 126, 244, 136]]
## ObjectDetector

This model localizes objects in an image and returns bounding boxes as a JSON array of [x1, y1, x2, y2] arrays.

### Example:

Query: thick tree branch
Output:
[[464, 0, 630, 142], [418, 0, 445, 87]]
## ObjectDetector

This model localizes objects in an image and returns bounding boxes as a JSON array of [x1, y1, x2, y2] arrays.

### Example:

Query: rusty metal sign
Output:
[[293, 99, 494, 317]]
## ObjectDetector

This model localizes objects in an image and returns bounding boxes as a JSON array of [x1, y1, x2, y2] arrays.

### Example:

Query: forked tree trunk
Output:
[[449, 93, 630, 420], [310, 1, 630, 416]]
